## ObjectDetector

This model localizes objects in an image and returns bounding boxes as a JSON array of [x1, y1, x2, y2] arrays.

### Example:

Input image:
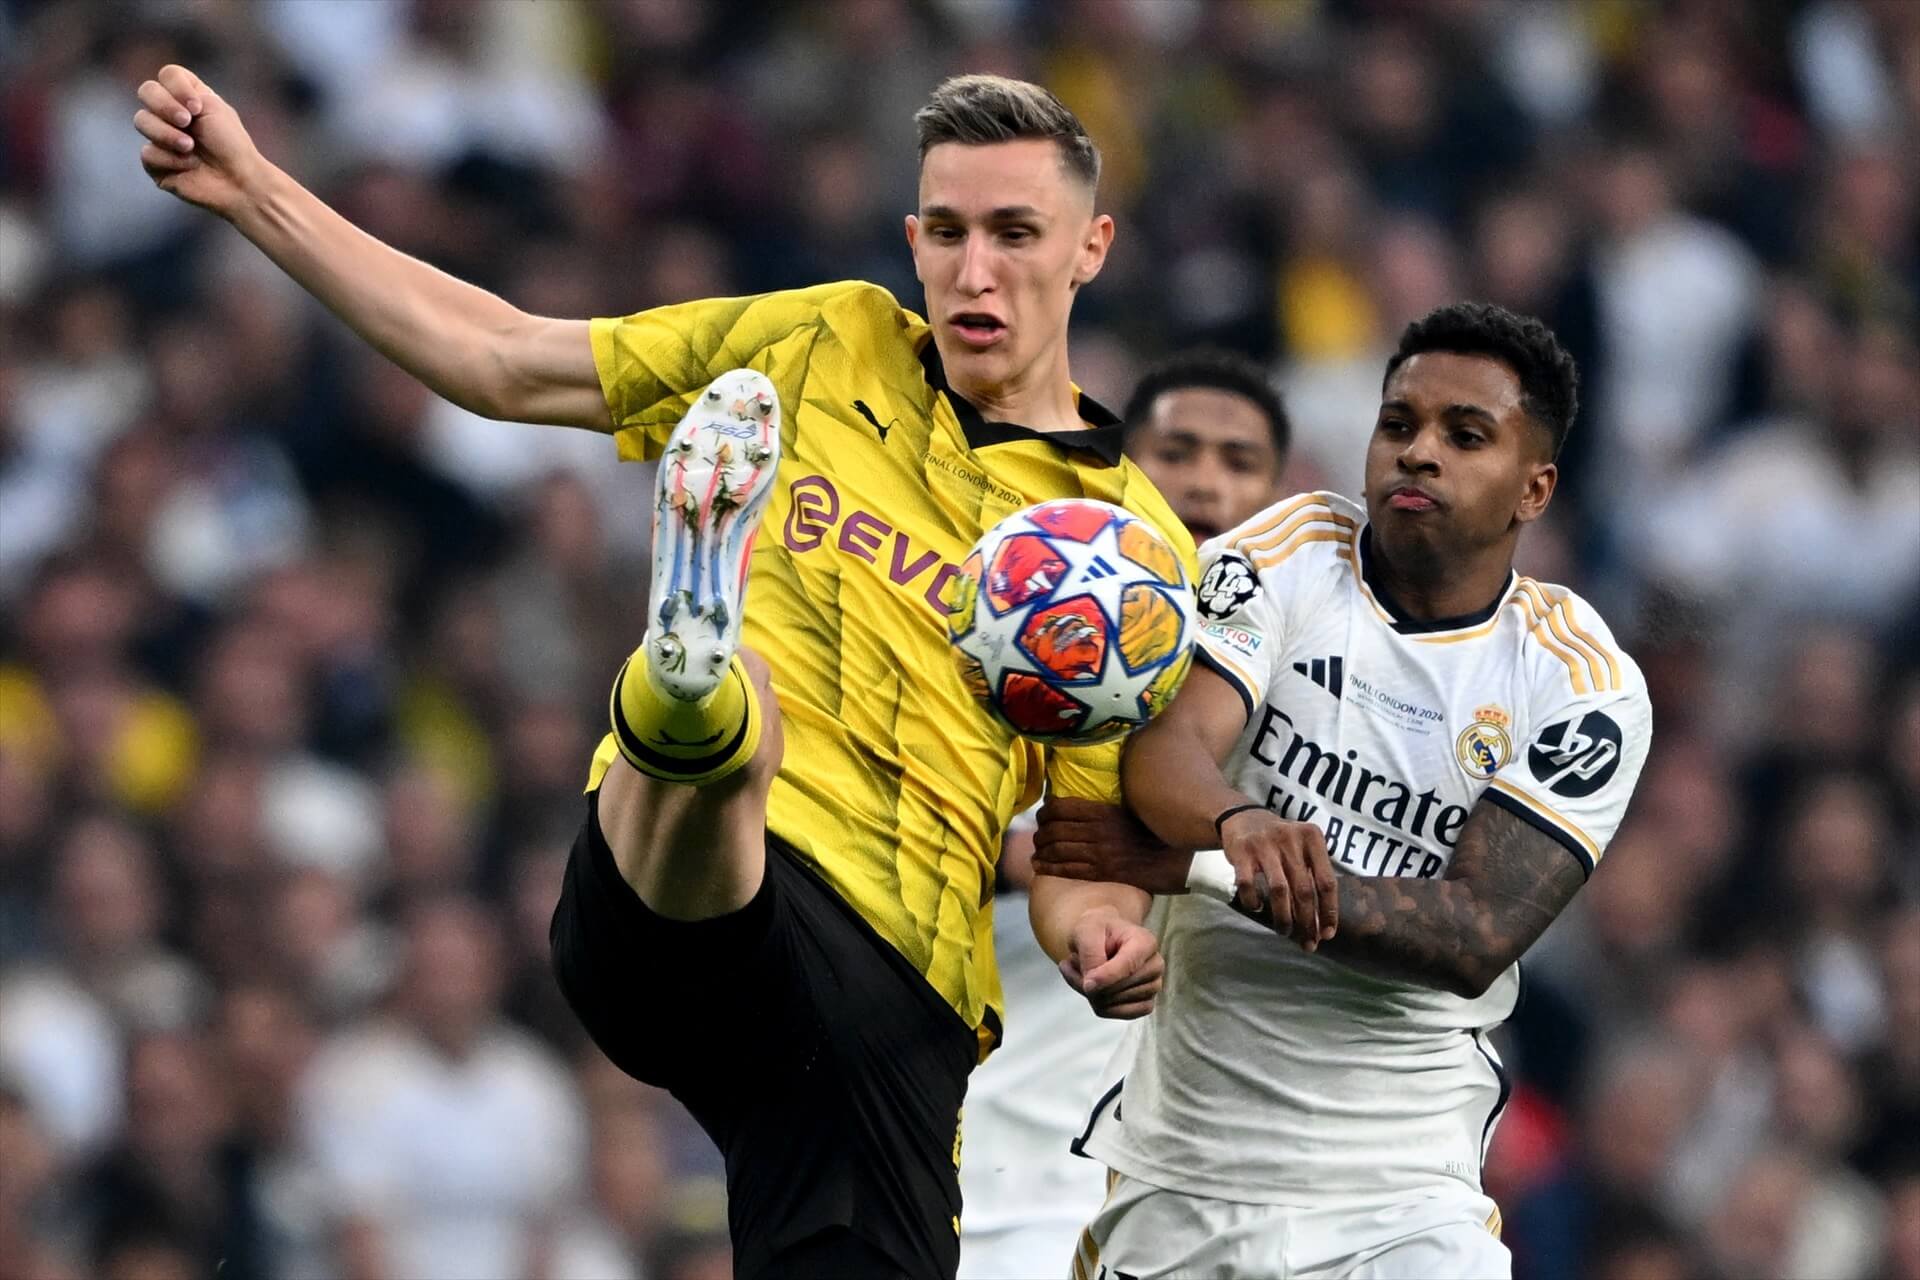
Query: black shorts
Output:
[[550, 790, 976, 1279]]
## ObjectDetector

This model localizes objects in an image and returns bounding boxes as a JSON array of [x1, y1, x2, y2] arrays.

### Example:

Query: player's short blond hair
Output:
[[914, 74, 1100, 190]]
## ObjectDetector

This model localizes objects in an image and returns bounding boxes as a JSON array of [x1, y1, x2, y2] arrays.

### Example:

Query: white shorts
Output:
[[1074, 1173, 1511, 1280]]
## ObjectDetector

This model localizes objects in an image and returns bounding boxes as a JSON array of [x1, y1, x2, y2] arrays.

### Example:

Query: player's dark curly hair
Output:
[[1123, 349, 1291, 460], [1383, 302, 1579, 458]]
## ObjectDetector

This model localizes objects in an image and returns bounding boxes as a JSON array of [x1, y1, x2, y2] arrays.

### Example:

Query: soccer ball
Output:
[[946, 499, 1197, 745]]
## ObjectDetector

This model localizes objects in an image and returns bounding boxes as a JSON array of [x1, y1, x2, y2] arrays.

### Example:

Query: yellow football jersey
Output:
[[584, 281, 1196, 1055]]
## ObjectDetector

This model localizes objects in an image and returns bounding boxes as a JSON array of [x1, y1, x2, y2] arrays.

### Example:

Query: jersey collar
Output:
[[1358, 526, 1517, 635], [919, 340, 1126, 466]]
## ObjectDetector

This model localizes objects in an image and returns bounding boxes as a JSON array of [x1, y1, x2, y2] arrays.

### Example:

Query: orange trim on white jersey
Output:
[[1513, 589, 1593, 694], [1518, 581, 1622, 692], [1240, 506, 1358, 557], [1250, 528, 1354, 572], [1402, 589, 1530, 645], [1231, 492, 1345, 548]]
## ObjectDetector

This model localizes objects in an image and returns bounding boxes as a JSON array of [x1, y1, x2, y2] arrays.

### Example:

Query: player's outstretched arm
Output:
[[1318, 802, 1585, 998], [133, 65, 608, 429]]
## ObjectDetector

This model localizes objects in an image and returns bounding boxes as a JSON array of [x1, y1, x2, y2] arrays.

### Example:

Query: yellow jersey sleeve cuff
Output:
[[588, 316, 662, 463], [1044, 738, 1124, 805]]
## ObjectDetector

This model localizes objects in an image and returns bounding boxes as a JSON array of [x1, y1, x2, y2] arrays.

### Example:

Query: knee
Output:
[[595, 758, 769, 918]]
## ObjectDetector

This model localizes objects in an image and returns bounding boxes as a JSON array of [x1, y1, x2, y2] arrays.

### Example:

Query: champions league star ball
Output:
[[947, 499, 1198, 745]]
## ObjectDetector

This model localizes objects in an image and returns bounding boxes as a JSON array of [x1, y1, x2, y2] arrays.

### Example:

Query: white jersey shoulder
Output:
[[1192, 491, 1360, 710], [1486, 575, 1649, 875], [1088, 494, 1652, 1204]]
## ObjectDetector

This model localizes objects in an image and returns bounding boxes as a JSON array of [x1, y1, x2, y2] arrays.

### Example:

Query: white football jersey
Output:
[[1081, 492, 1651, 1204]]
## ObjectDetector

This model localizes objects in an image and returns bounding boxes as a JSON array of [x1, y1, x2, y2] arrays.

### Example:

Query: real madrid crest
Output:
[[1455, 704, 1512, 780]]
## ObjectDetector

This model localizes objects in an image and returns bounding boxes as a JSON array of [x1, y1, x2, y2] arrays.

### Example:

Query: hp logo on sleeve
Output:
[[1528, 711, 1623, 798]]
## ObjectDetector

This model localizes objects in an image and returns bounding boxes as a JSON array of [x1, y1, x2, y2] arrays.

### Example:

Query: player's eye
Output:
[[931, 226, 963, 242], [1452, 430, 1484, 447], [1000, 226, 1034, 243]]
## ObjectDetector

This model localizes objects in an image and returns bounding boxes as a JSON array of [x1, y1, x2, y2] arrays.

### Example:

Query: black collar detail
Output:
[[919, 339, 1126, 466], [1359, 526, 1514, 635]]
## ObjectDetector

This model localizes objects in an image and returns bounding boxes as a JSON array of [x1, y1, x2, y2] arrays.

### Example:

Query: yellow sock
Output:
[[609, 649, 762, 785]]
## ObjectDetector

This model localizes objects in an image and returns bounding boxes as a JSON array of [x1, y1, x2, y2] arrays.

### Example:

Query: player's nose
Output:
[[956, 238, 996, 295], [1396, 426, 1442, 473]]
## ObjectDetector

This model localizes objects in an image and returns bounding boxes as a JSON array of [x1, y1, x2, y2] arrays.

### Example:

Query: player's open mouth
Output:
[[950, 313, 1007, 348], [1387, 486, 1440, 512]]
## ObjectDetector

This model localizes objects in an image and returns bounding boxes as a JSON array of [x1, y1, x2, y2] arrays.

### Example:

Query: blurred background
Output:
[[0, 1, 1915, 1277]]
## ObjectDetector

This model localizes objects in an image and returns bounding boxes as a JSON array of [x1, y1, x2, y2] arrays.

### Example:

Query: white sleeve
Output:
[[1191, 539, 1283, 717], [1485, 684, 1652, 877]]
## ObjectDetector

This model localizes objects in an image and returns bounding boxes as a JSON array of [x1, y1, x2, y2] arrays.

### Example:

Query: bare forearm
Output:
[[229, 164, 601, 426], [1315, 806, 1585, 997], [1316, 876, 1503, 997], [1121, 720, 1253, 851], [1028, 874, 1148, 963]]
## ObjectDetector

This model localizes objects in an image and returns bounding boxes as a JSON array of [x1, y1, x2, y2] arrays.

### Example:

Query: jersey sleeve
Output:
[[1484, 682, 1652, 877], [589, 282, 882, 462], [1043, 738, 1123, 804], [1190, 536, 1284, 719]]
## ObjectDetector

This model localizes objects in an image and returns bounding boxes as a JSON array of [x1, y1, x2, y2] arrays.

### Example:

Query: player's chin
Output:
[[946, 337, 1016, 375], [1371, 502, 1451, 545]]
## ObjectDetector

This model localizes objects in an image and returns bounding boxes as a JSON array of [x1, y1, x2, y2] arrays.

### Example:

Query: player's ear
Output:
[[1514, 461, 1556, 525], [904, 214, 924, 282], [1071, 213, 1115, 290]]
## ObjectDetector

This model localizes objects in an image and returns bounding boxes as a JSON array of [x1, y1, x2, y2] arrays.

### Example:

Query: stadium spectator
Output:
[[0, 3, 1911, 1274], [296, 897, 586, 1280]]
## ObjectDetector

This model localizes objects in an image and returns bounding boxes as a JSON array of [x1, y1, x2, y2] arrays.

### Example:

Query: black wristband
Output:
[[1213, 802, 1266, 844]]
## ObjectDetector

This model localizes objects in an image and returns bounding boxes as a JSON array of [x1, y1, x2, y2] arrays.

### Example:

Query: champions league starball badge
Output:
[[1196, 553, 1258, 621]]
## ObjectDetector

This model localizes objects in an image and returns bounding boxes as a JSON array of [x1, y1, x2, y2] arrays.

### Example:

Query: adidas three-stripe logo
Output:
[[1293, 655, 1344, 696]]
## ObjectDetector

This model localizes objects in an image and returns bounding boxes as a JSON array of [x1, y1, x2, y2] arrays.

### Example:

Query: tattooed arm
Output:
[[1031, 795, 1588, 994], [1315, 801, 1587, 997]]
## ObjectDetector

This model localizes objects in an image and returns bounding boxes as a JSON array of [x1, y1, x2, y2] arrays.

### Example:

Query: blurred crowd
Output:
[[0, 1, 1915, 1277]]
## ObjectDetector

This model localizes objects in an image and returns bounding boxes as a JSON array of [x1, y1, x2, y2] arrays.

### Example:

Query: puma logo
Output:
[[851, 400, 892, 442]]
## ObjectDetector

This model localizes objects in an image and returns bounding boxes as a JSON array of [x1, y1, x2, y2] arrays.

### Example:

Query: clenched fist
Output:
[[1060, 906, 1164, 1020], [133, 64, 265, 218]]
